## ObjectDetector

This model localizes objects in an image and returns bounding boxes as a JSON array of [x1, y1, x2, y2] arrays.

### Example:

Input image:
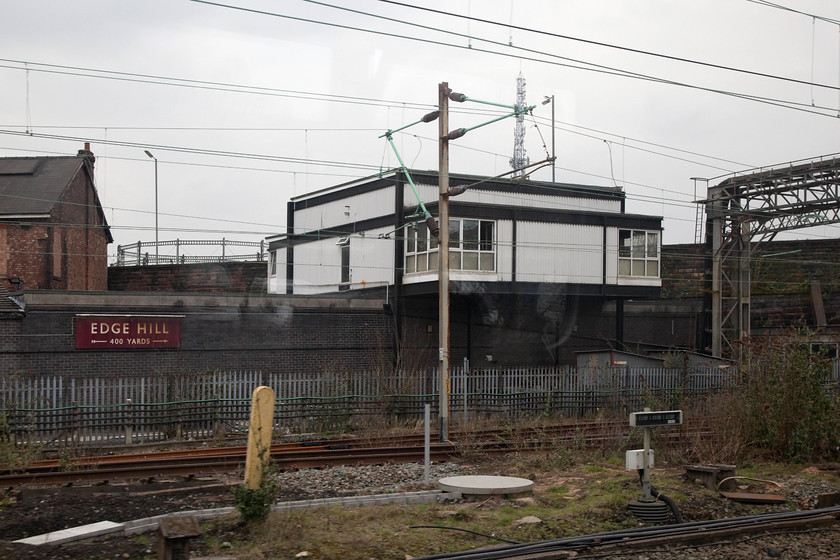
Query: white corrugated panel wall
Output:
[[267, 247, 288, 294], [348, 227, 394, 289], [296, 185, 395, 232], [404, 182, 621, 215], [496, 219, 514, 281], [516, 222, 603, 284], [292, 239, 339, 294]]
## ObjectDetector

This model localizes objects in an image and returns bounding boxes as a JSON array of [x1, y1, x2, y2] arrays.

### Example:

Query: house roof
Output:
[[0, 156, 89, 216], [0, 154, 112, 242]]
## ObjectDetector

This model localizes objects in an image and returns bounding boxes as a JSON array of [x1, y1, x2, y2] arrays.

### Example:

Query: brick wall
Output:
[[108, 262, 267, 293], [1, 163, 109, 292], [58, 169, 109, 290], [5, 292, 394, 378]]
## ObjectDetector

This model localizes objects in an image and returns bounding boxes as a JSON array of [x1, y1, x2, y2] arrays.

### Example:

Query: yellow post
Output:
[[244, 386, 275, 490]]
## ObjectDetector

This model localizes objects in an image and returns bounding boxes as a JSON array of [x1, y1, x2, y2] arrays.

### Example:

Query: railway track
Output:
[[0, 421, 704, 487]]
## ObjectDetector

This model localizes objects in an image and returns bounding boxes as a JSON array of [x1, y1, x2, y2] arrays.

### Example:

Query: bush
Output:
[[232, 476, 278, 524], [737, 330, 840, 462]]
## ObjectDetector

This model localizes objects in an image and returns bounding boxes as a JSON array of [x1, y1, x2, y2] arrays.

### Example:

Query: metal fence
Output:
[[0, 366, 736, 449], [114, 238, 266, 266]]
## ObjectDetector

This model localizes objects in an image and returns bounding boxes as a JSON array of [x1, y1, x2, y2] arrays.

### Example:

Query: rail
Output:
[[114, 238, 266, 266]]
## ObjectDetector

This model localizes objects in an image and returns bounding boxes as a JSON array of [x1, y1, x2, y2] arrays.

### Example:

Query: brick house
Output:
[[0, 144, 112, 292]]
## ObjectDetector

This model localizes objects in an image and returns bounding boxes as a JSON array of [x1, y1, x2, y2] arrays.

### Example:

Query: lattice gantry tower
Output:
[[702, 154, 840, 359], [510, 72, 529, 177]]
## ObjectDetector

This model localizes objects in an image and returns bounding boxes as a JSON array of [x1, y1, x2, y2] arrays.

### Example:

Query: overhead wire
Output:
[[2, 4, 836, 250], [188, 0, 840, 119], [379, 0, 840, 91], [745, 0, 840, 25]]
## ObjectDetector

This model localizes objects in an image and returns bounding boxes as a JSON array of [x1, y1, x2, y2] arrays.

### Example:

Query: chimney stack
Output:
[[77, 142, 95, 167]]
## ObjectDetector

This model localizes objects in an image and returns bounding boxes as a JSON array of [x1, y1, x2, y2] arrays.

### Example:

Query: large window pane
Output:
[[463, 251, 479, 270], [407, 227, 415, 253], [406, 255, 415, 273], [463, 220, 479, 250], [632, 231, 645, 258], [429, 251, 438, 270], [646, 260, 658, 277], [417, 222, 428, 253], [647, 232, 659, 258], [449, 219, 460, 249], [632, 259, 645, 276], [480, 253, 494, 271], [619, 230, 631, 258], [619, 258, 631, 276], [449, 251, 461, 269], [480, 221, 494, 251], [417, 252, 428, 272]]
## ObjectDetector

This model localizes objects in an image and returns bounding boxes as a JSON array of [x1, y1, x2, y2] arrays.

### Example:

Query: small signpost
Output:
[[626, 408, 683, 523]]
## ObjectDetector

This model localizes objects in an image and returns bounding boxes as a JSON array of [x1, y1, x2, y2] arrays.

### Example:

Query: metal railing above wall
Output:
[[114, 239, 266, 266]]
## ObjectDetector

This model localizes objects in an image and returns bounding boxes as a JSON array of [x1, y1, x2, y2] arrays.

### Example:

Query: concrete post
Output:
[[244, 386, 275, 489]]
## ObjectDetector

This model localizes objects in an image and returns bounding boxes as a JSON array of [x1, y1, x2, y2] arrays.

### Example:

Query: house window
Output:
[[405, 218, 495, 273], [268, 251, 277, 276], [618, 230, 659, 277]]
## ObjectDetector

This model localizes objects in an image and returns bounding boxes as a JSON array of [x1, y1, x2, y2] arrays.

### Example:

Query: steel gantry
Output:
[[702, 154, 840, 358]]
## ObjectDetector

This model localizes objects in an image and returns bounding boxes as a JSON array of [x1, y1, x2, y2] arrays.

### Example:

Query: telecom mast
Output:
[[509, 72, 529, 177]]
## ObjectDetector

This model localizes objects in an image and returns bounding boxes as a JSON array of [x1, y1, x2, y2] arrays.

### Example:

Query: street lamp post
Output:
[[144, 150, 158, 263], [542, 95, 555, 182]]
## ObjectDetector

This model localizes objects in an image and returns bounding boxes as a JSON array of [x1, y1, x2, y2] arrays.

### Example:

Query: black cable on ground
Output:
[[636, 468, 684, 523]]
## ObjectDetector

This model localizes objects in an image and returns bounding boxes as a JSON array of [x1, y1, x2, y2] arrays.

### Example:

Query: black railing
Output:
[[114, 239, 266, 266]]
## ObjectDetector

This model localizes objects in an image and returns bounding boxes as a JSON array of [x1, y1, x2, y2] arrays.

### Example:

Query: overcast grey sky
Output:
[[1, 0, 839, 261]]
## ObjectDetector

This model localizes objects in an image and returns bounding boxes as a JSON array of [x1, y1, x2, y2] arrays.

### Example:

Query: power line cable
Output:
[[379, 0, 840, 91], [745, 0, 840, 25], [188, 0, 840, 119]]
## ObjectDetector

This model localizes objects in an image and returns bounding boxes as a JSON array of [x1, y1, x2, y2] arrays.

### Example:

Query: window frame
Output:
[[404, 218, 495, 274], [618, 229, 659, 278]]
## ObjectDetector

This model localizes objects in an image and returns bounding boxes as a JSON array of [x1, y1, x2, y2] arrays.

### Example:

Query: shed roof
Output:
[[0, 285, 24, 317]]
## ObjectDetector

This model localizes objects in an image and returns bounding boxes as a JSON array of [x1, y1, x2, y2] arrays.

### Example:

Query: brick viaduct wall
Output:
[[108, 262, 267, 294], [3, 292, 394, 378]]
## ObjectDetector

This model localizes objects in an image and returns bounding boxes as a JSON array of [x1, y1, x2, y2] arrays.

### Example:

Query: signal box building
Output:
[[266, 170, 662, 365]]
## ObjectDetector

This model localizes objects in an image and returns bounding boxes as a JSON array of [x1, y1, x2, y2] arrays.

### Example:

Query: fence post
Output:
[[463, 357, 469, 426], [72, 401, 79, 446], [124, 399, 133, 445], [176, 400, 183, 441]]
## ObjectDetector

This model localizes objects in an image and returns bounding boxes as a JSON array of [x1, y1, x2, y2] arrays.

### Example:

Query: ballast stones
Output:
[[438, 475, 534, 498]]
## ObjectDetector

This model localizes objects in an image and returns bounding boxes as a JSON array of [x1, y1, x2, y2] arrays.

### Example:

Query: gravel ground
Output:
[[1, 461, 839, 559]]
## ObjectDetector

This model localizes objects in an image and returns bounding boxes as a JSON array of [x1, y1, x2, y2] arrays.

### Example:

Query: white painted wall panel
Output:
[[292, 239, 337, 294], [516, 222, 603, 284], [296, 185, 395, 232], [290, 229, 395, 294], [604, 227, 618, 284], [267, 248, 288, 294], [348, 227, 394, 289], [496, 219, 513, 281]]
